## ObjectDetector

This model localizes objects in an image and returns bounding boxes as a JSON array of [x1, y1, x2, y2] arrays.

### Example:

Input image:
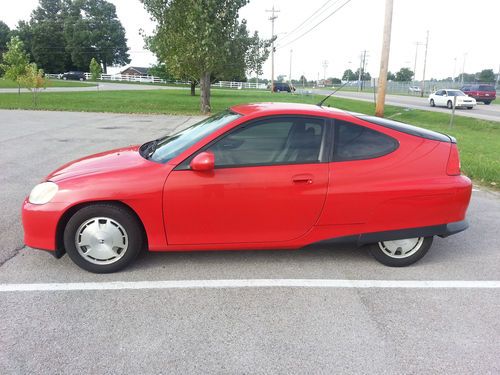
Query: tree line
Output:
[[0, 0, 129, 74]]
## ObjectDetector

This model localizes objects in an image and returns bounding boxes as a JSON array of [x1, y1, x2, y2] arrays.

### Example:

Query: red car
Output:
[[22, 103, 472, 273], [460, 84, 496, 104]]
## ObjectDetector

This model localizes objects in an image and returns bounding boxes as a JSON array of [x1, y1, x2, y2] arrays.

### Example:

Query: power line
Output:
[[278, 0, 340, 43], [277, 0, 352, 50]]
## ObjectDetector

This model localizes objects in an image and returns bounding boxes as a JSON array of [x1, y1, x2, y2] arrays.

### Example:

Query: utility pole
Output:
[[266, 6, 279, 93], [358, 50, 367, 91], [322, 60, 328, 85], [413, 42, 423, 82], [496, 64, 500, 87], [289, 49, 293, 86], [375, 0, 393, 117], [420, 30, 429, 97], [453, 57, 457, 83], [460, 53, 467, 85]]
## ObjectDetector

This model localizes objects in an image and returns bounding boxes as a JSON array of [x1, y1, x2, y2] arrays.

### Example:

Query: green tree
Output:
[[148, 63, 176, 82], [342, 69, 356, 81], [89, 57, 102, 80], [142, 0, 269, 114], [355, 68, 371, 81], [0, 21, 11, 75], [478, 69, 495, 83], [387, 71, 395, 81], [65, 0, 130, 72], [19, 62, 46, 106], [29, 0, 70, 73], [0, 21, 11, 53], [245, 30, 271, 82], [0, 36, 29, 94], [394, 67, 414, 82]]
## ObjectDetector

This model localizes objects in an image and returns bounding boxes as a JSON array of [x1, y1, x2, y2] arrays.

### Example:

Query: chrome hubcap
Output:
[[378, 237, 424, 259], [75, 217, 128, 265]]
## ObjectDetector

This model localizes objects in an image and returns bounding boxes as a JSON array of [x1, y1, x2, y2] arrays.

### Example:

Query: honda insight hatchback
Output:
[[22, 103, 472, 273]]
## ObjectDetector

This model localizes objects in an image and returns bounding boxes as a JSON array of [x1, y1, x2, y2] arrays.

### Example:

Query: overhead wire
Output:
[[277, 0, 352, 50]]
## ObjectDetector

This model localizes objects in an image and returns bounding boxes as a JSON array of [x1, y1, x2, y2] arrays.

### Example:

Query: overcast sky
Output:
[[2, 0, 499, 80]]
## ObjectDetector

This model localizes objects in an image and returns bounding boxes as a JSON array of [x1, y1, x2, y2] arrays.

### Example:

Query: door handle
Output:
[[292, 174, 313, 184]]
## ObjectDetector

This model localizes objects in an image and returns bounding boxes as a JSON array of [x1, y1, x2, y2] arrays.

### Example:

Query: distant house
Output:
[[120, 66, 150, 76]]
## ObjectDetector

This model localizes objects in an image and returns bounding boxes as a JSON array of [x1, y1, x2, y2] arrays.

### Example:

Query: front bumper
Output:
[[22, 199, 68, 254]]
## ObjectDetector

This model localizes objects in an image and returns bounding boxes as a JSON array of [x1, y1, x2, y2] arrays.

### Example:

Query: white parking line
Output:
[[0, 279, 499, 292]]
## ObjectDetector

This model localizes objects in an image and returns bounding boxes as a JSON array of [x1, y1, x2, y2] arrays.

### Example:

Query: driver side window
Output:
[[206, 117, 325, 167]]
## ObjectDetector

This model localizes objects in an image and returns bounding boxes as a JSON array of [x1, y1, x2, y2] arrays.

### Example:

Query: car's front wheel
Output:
[[484, 100, 491, 105], [63, 204, 144, 273], [368, 236, 433, 267], [430, 99, 435, 107], [447, 100, 453, 109]]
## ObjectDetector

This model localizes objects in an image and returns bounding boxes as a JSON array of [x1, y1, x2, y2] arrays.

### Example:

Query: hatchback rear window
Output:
[[333, 121, 398, 161]]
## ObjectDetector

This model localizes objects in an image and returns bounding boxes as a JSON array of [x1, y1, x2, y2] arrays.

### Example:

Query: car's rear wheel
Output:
[[430, 99, 435, 107], [79, 77, 84, 81], [467, 107, 473, 109], [447, 100, 453, 109], [368, 236, 433, 267], [63, 204, 143, 273], [484, 101, 491, 105]]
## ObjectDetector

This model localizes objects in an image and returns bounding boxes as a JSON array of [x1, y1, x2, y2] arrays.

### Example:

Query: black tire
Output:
[[63, 204, 144, 273], [79, 77, 84, 81], [484, 101, 491, 105], [467, 107, 473, 110], [430, 99, 435, 107], [368, 236, 433, 267], [447, 100, 453, 109]]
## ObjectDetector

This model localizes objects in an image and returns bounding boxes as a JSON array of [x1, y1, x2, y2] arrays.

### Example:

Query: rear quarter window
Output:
[[333, 120, 398, 161]]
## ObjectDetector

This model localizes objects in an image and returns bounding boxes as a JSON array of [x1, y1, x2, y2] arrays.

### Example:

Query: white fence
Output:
[[212, 81, 267, 90], [44, 73, 268, 89]]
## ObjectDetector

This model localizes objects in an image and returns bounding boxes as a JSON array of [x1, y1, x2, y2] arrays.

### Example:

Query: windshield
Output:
[[145, 110, 241, 163], [447, 90, 466, 96]]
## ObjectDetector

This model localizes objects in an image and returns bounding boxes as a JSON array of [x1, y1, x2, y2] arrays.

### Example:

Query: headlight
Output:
[[29, 182, 58, 205]]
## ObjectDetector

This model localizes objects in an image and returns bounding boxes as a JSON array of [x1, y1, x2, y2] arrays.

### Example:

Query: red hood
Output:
[[47, 145, 148, 182]]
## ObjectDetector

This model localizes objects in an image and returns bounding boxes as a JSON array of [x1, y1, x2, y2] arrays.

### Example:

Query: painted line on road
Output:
[[0, 279, 499, 292]]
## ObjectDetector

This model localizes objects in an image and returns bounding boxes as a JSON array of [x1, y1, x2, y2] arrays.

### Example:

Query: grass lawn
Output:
[[0, 78, 96, 88], [0, 88, 498, 187]]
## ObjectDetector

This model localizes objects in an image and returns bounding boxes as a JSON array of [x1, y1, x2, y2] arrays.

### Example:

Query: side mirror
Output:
[[190, 151, 215, 171]]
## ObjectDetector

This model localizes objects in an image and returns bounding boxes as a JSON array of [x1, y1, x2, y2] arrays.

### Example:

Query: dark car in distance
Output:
[[271, 82, 295, 92], [59, 71, 87, 81], [460, 84, 496, 104]]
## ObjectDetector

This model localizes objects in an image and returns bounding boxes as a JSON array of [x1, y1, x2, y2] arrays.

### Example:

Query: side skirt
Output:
[[305, 220, 469, 248]]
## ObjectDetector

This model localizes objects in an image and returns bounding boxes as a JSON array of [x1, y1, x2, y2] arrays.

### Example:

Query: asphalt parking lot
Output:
[[0, 110, 499, 374]]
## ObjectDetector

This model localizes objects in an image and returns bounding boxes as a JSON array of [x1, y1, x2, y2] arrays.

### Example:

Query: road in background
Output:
[[314, 89, 500, 122], [0, 110, 499, 374]]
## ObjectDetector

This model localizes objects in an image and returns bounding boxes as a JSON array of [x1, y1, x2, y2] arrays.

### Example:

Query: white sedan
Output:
[[429, 89, 476, 109]]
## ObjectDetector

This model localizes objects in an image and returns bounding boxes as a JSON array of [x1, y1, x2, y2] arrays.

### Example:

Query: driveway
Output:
[[0, 110, 499, 374]]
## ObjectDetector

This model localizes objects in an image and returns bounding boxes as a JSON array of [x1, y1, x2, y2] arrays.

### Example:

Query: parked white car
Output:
[[428, 89, 476, 109], [409, 85, 422, 93]]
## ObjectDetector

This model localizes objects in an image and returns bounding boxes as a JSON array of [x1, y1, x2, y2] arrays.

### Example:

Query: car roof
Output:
[[230, 102, 347, 117]]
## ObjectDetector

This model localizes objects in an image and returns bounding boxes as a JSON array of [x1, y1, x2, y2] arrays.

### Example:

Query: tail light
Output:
[[446, 143, 461, 176]]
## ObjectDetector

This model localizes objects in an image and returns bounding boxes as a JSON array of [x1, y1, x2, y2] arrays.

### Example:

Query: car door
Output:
[[434, 90, 445, 106], [163, 116, 330, 245]]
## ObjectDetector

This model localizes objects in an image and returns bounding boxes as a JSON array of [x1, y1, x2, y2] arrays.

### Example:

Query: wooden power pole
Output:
[[266, 6, 279, 93], [375, 0, 394, 117]]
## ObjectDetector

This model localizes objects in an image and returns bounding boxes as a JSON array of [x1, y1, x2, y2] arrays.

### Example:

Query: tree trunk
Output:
[[190, 81, 196, 96], [200, 71, 211, 114], [103, 60, 107, 74]]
